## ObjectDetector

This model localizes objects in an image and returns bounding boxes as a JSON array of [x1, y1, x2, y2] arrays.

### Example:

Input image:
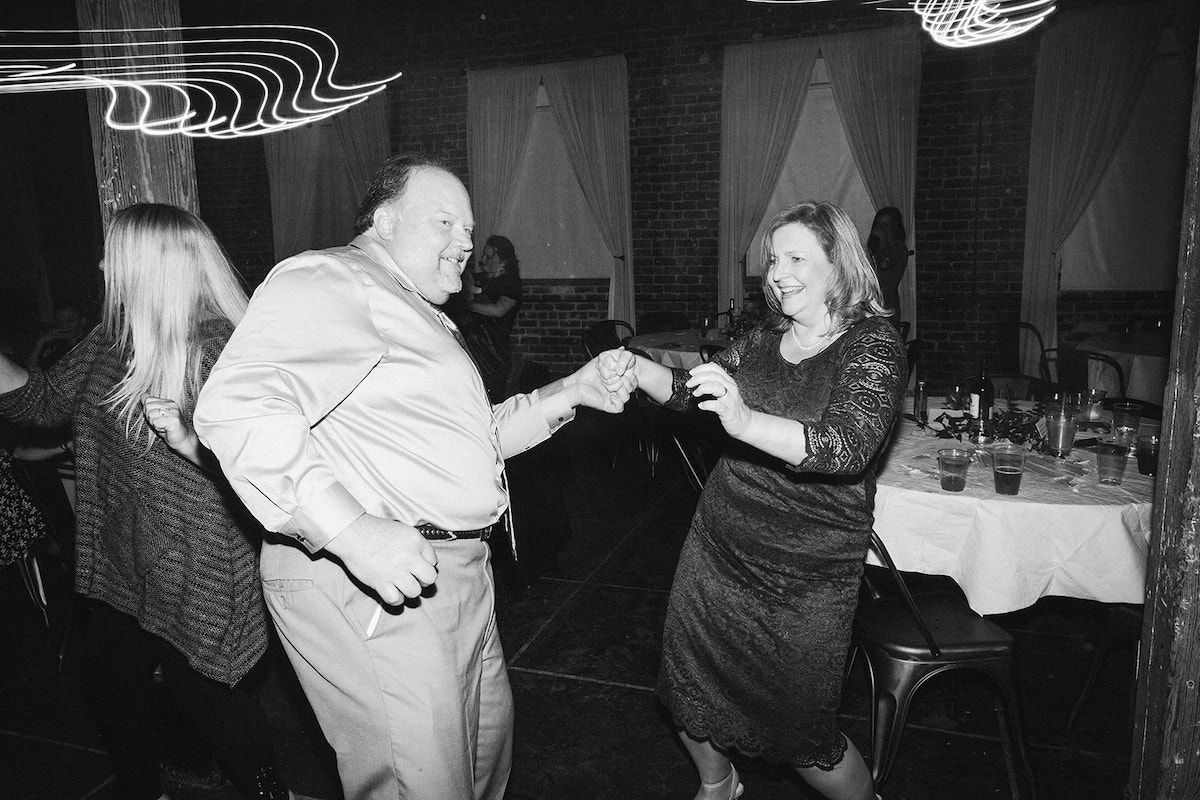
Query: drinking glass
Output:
[[937, 448, 972, 492], [991, 443, 1026, 496], [1095, 437, 1130, 485], [1048, 391, 1081, 420], [1111, 402, 1143, 451], [1044, 410, 1078, 458], [1082, 388, 1107, 422], [945, 385, 964, 411], [1136, 435, 1160, 476]]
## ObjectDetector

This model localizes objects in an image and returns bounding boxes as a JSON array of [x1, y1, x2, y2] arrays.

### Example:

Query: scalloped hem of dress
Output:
[[671, 712, 850, 772]]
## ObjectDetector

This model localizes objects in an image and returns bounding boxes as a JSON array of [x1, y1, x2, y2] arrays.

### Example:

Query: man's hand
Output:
[[567, 350, 635, 413], [323, 514, 439, 604], [598, 348, 637, 392]]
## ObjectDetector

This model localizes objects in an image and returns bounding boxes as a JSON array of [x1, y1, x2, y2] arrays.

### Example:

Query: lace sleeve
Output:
[[799, 323, 906, 475], [659, 330, 755, 412], [661, 367, 693, 412]]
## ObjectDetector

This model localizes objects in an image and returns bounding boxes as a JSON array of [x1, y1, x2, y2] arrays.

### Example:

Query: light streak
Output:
[[745, 0, 1057, 48], [0, 25, 401, 138]]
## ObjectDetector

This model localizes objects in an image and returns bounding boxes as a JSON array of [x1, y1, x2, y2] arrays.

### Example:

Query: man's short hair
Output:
[[352, 153, 449, 235]]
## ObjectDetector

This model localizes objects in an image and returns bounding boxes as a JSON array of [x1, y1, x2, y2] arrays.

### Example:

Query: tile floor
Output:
[[1, 409, 1138, 799]]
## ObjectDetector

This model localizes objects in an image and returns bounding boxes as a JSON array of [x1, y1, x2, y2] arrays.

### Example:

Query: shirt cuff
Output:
[[534, 386, 576, 433], [281, 481, 366, 552]]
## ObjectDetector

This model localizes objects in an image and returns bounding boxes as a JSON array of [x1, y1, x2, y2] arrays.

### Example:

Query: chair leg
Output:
[[58, 591, 79, 673], [1065, 631, 1112, 730], [17, 548, 50, 628], [868, 659, 925, 785], [985, 661, 1037, 800], [671, 433, 706, 492]]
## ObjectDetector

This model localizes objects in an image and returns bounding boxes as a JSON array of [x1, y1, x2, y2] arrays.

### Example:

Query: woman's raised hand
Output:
[[142, 396, 192, 451], [686, 363, 752, 437]]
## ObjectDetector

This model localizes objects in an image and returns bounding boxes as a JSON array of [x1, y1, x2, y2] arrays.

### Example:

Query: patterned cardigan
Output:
[[0, 320, 269, 686]]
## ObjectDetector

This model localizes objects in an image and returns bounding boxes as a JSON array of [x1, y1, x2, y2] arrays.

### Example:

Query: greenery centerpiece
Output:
[[920, 406, 1045, 450]]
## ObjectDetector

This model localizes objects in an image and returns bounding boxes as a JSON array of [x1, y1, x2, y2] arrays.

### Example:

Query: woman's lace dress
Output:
[[658, 316, 905, 769]]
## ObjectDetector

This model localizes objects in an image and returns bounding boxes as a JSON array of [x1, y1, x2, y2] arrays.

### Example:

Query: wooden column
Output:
[[1127, 34, 1200, 800], [74, 0, 198, 225]]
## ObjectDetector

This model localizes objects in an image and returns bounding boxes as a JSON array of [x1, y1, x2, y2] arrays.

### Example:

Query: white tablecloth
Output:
[[871, 414, 1153, 615], [628, 330, 729, 370]]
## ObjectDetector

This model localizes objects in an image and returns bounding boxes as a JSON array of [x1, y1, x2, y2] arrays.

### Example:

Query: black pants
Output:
[[81, 599, 279, 800]]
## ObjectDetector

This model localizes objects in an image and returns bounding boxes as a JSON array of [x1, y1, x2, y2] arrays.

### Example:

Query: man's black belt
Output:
[[416, 523, 494, 541]]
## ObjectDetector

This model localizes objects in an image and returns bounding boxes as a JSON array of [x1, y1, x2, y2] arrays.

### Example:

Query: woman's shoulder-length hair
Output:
[[757, 200, 889, 335]]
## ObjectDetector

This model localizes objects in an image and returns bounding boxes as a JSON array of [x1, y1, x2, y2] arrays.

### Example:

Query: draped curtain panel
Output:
[[264, 125, 321, 263], [542, 56, 634, 324], [264, 92, 390, 263], [469, 56, 634, 324], [467, 68, 541, 258], [1020, 4, 1163, 373], [719, 39, 819, 312], [333, 93, 390, 208], [823, 25, 922, 338]]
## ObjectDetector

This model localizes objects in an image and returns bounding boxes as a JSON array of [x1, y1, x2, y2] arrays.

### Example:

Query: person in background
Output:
[[0, 444, 48, 571], [865, 206, 910, 329], [0, 203, 291, 800], [193, 153, 634, 800], [465, 234, 523, 402], [26, 304, 89, 369], [610, 200, 905, 800]]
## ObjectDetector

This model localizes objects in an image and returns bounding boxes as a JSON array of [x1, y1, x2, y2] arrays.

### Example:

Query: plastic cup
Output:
[[1083, 388, 1107, 421], [1048, 391, 1082, 420], [991, 443, 1026, 496], [1136, 435, 1160, 476], [1044, 411, 1079, 458], [1095, 437, 1130, 485], [945, 385, 964, 411], [1111, 402, 1143, 450], [937, 447, 972, 492]]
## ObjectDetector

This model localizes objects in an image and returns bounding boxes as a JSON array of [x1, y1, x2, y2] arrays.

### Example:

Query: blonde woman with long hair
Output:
[[0, 203, 291, 800]]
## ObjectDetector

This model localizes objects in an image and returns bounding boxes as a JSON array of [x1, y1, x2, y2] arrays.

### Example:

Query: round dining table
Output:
[[626, 330, 729, 370], [870, 402, 1154, 615]]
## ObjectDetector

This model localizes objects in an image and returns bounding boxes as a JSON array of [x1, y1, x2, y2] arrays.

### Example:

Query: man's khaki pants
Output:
[[261, 538, 513, 800]]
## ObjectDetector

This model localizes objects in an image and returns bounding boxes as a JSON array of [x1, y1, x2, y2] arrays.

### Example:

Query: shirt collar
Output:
[[349, 233, 424, 297]]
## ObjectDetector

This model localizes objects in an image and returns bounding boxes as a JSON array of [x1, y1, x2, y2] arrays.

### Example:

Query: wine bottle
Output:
[[967, 360, 994, 442], [914, 379, 928, 425]]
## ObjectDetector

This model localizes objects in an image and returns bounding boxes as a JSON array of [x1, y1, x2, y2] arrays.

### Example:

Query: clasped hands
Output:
[[597, 349, 752, 437]]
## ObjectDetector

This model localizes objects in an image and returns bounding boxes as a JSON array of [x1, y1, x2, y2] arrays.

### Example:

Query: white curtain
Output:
[[333, 93, 390, 209], [823, 26, 922, 337], [719, 39, 819, 311], [542, 56, 634, 323], [1059, 49, 1189, 292], [467, 68, 541, 258], [469, 57, 634, 324], [264, 125, 320, 263], [264, 93, 390, 262], [1020, 4, 1162, 371]]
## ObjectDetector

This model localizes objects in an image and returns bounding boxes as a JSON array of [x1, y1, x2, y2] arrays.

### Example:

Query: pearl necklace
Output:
[[790, 323, 826, 352]]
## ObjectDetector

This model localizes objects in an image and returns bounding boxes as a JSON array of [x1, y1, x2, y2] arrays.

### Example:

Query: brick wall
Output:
[[513, 280, 613, 368], [913, 36, 1039, 390], [183, 0, 1177, 382]]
